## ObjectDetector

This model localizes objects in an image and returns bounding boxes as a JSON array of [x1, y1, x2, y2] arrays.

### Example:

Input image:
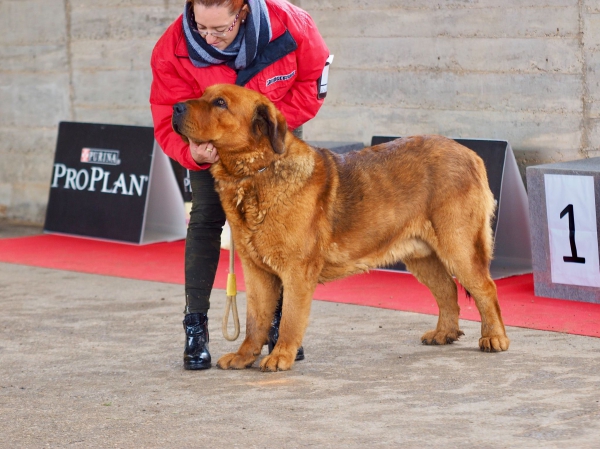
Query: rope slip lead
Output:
[[222, 229, 240, 341]]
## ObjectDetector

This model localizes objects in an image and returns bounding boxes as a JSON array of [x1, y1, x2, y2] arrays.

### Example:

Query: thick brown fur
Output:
[[172, 84, 510, 372]]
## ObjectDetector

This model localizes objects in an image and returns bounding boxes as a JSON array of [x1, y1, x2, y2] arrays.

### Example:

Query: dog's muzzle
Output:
[[172, 102, 188, 134]]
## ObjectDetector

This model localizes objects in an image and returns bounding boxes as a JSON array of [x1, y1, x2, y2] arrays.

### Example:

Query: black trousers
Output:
[[184, 169, 226, 314]]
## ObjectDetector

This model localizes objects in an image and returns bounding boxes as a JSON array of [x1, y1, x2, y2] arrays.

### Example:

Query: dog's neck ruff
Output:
[[218, 152, 272, 179]]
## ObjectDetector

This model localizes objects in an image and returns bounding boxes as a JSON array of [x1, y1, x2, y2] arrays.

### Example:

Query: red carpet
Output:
[[1, 234, 599, 338]]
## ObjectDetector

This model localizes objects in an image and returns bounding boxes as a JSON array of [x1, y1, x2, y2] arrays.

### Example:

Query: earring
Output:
[[242, 19, 245, 23]]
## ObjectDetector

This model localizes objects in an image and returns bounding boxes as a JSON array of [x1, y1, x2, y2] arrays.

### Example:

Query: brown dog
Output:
[[172, 84, 510, 372]]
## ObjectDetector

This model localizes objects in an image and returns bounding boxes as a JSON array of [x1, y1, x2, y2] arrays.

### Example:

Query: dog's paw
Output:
[[216, 352, 256, 370], [259, 352, 295, 372], [479, 335, 510, 352], [421, 329, 465, 345]]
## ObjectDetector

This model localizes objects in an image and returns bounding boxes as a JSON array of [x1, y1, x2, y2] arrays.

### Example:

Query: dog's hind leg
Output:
[[404, 253, 464, 345], [442, 229, 510, 352], [452, 260, 509, 352], [217, 261, 282, 370]]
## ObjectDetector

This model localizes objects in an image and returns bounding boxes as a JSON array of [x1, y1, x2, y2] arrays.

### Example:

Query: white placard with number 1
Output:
[[545, 174, 600, 287]]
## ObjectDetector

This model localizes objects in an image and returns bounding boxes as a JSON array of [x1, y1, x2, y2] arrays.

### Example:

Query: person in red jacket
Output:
[[150, 0, 330, 370]]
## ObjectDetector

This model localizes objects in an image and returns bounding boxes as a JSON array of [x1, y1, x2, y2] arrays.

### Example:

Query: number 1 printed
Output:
[[560, 204, 586, 264]]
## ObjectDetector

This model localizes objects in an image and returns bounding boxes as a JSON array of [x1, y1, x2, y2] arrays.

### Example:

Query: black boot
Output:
[[268, 300, 305, 361], [183, 313, 211, 370]]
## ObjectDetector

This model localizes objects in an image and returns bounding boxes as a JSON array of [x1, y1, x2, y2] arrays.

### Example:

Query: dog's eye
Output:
[[213, 98, 227, 109]]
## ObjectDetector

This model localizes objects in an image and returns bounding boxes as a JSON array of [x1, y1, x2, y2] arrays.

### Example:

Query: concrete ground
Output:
[[1, 220, 600, 448]]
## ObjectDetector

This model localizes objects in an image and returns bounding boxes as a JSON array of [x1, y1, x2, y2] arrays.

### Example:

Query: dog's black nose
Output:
[[173, 102, 187, 116]]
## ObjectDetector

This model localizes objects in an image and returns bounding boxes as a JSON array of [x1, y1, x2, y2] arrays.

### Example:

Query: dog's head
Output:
[[171, 84, 288, 163]]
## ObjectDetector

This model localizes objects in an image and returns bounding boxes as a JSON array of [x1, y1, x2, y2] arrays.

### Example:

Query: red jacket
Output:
[[150, 0, 329, 171]]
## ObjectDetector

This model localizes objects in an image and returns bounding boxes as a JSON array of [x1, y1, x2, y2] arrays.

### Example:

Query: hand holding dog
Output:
[[190, 141, 219, 165]]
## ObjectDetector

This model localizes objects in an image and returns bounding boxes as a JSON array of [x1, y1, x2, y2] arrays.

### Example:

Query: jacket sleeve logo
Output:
[[266, 70, 296, 87]]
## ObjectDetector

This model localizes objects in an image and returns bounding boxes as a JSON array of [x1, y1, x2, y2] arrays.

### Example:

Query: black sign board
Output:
[[44, 122, 187, 244], [371, 136, 531, 279], [169, 159, 193, 202]]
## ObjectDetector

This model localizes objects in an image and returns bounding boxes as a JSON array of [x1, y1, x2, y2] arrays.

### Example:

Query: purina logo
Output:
[[81, 147, 121, 166]]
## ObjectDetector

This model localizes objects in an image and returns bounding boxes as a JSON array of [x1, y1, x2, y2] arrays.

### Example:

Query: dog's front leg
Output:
[[217, 262, 281, 370], [260, 273, 316, 372]]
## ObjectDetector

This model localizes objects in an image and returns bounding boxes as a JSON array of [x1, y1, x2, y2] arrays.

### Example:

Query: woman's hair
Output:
[[186, 0, 245, 14]]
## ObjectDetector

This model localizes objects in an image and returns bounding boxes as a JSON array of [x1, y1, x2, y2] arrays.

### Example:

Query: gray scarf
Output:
[[183, 0, 272, 70]]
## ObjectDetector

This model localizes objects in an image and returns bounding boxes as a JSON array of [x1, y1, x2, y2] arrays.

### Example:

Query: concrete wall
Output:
[[0, 0, 182, 223], [0, 0, 598, 223], [300, 0, 600, 168]]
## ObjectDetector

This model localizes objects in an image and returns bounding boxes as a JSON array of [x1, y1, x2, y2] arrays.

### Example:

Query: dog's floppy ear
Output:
[[251, 103, 287, 154]]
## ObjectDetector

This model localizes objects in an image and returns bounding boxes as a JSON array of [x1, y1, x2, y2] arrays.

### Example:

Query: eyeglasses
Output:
[[191, 8, 243, 38]]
